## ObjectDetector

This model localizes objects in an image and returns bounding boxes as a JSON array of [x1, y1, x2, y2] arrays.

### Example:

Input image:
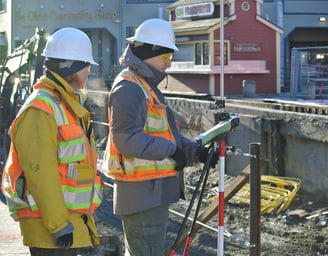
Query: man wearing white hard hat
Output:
[[1, 27, 103, 256], [102, 19, 213, 256]]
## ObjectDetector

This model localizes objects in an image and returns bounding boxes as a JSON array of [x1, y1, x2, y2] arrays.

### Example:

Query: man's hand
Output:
[[198, 146, 218, 168], [55, 232, 73, 249], [171, 146, 187, 170]]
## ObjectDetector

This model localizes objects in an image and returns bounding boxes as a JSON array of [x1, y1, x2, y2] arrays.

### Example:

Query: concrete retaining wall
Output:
[[167, 97, 328, 200]]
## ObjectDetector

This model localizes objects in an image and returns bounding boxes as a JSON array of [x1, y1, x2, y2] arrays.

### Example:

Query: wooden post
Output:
[[249, 143, 261, 256]]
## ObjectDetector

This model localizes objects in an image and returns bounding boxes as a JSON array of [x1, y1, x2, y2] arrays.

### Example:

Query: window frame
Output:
[[214, 41, 229, 66], [174, 40, 230, 66], [194, 41, 209, 65]]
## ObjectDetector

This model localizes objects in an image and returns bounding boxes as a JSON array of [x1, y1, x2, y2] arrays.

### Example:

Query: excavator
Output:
[[0, 27, 47, 172]]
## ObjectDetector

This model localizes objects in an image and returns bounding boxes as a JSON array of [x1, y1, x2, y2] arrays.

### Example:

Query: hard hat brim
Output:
[[126, 36, 179, 51], [42, 51, 99, 66]]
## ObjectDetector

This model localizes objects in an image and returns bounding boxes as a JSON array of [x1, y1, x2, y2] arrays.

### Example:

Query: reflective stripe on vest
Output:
[[2, 86, 102, 220], [103, 69, 177, 181]]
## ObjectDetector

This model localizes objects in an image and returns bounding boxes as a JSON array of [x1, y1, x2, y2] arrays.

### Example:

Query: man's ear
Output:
[[64, 74, 74, 83]]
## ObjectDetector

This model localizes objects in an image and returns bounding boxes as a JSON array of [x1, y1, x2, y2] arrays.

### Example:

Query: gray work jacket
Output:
[[108, 45, 198, 215]]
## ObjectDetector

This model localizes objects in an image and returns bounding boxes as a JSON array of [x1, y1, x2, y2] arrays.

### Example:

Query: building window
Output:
[[0, 32, 7, 64], [214, 42, 228, 65], [195, 42, 209, 65], [173, 43, 193, 62], [195, 43, 201, 65], [174, 41, 228, 66], [0, 0, 6, 12], [126, 27, 136, 39], [203, 42, 209, 65]]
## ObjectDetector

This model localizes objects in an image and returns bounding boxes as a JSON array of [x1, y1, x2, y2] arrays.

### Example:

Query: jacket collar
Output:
[[36, 71, 89, 119], [119, 45, 167, 88]]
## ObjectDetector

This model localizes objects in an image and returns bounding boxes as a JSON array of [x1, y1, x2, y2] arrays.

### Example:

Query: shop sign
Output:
[[233, 43, 260, 52], [175, 2, 215, 19], [15, 9, 117, 23]]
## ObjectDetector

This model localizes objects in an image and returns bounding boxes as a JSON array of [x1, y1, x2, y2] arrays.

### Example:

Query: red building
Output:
[[161, 0, 283, 96]]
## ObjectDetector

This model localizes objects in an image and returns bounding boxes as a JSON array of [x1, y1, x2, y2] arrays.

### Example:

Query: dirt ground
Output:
[[1, 145, 327, 256], [87, 160, 328, 256]]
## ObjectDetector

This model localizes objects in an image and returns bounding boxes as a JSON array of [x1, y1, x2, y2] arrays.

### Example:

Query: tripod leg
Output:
[[168, 145, 215, 256], [183, 147, 216, 256]]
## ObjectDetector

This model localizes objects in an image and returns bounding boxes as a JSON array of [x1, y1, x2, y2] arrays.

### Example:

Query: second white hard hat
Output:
[[127, 18, 178, 51]]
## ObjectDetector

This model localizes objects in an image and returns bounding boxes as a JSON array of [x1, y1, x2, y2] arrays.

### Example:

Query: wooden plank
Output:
[[165, 165, 250, 255]]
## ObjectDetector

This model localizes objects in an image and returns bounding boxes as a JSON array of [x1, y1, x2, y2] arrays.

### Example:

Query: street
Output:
[[0, 196, 29, 255]]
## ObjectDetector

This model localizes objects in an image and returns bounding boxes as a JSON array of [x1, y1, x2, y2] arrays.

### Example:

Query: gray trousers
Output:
[[121, 205, 169, 256]]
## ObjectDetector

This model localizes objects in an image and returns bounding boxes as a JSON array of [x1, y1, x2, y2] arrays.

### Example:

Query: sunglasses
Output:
[[158, 53, 173, 63]]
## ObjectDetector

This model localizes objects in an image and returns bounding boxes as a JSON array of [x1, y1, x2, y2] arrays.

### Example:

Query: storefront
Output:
[[10, 1, 121, 84], [163, 0, 283, 96], [0, 0, 174, 85]]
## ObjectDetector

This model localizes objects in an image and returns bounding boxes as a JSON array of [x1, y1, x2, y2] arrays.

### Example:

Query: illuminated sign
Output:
[[175, 2, 215, 19]]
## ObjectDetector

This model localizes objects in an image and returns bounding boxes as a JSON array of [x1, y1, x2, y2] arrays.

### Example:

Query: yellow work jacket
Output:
[[103, 69, 177, 181], [1, 74, 102, 247]]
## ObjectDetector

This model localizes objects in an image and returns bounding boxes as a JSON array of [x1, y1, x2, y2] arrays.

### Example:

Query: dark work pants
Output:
[[29, 247, 80, 256]]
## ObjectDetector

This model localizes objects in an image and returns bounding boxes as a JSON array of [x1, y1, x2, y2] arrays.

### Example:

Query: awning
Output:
[[167, 0, 218, 9], [171, 18, 222, 35]]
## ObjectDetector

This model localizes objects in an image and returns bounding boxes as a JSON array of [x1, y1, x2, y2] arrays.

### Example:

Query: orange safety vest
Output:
[[2, 84, 103, 220], [103, 69, 177, 181]]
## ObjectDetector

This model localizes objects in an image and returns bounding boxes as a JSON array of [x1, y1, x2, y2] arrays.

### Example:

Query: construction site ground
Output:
[[0, 147, 328, 256], [85, 162, 328, 256], [1, 95, 327, 256]]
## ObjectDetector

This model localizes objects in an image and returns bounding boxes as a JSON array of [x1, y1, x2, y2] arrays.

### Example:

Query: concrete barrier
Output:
[[167, 97, 328, 201]]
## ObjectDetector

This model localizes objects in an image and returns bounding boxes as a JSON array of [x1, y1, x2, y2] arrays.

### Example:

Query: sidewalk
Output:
[[0, 198, 29, 255], [0, 193, 123, 256]]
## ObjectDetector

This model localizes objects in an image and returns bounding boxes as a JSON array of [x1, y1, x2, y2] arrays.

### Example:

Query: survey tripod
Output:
[[168, 99, 239, 256]]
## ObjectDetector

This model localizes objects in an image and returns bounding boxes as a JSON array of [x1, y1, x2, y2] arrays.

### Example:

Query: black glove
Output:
[[55, 232, 73, 249], [171, 146, 187, 170], [198, 146, 218, 168]]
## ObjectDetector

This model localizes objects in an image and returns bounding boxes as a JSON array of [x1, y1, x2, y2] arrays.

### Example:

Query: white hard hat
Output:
[[127, 18, 178, 51], [42, 27, 98, 65]]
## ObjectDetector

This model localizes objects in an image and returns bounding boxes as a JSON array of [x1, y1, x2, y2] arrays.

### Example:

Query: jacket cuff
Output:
[[52, 222, 74, 239]]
